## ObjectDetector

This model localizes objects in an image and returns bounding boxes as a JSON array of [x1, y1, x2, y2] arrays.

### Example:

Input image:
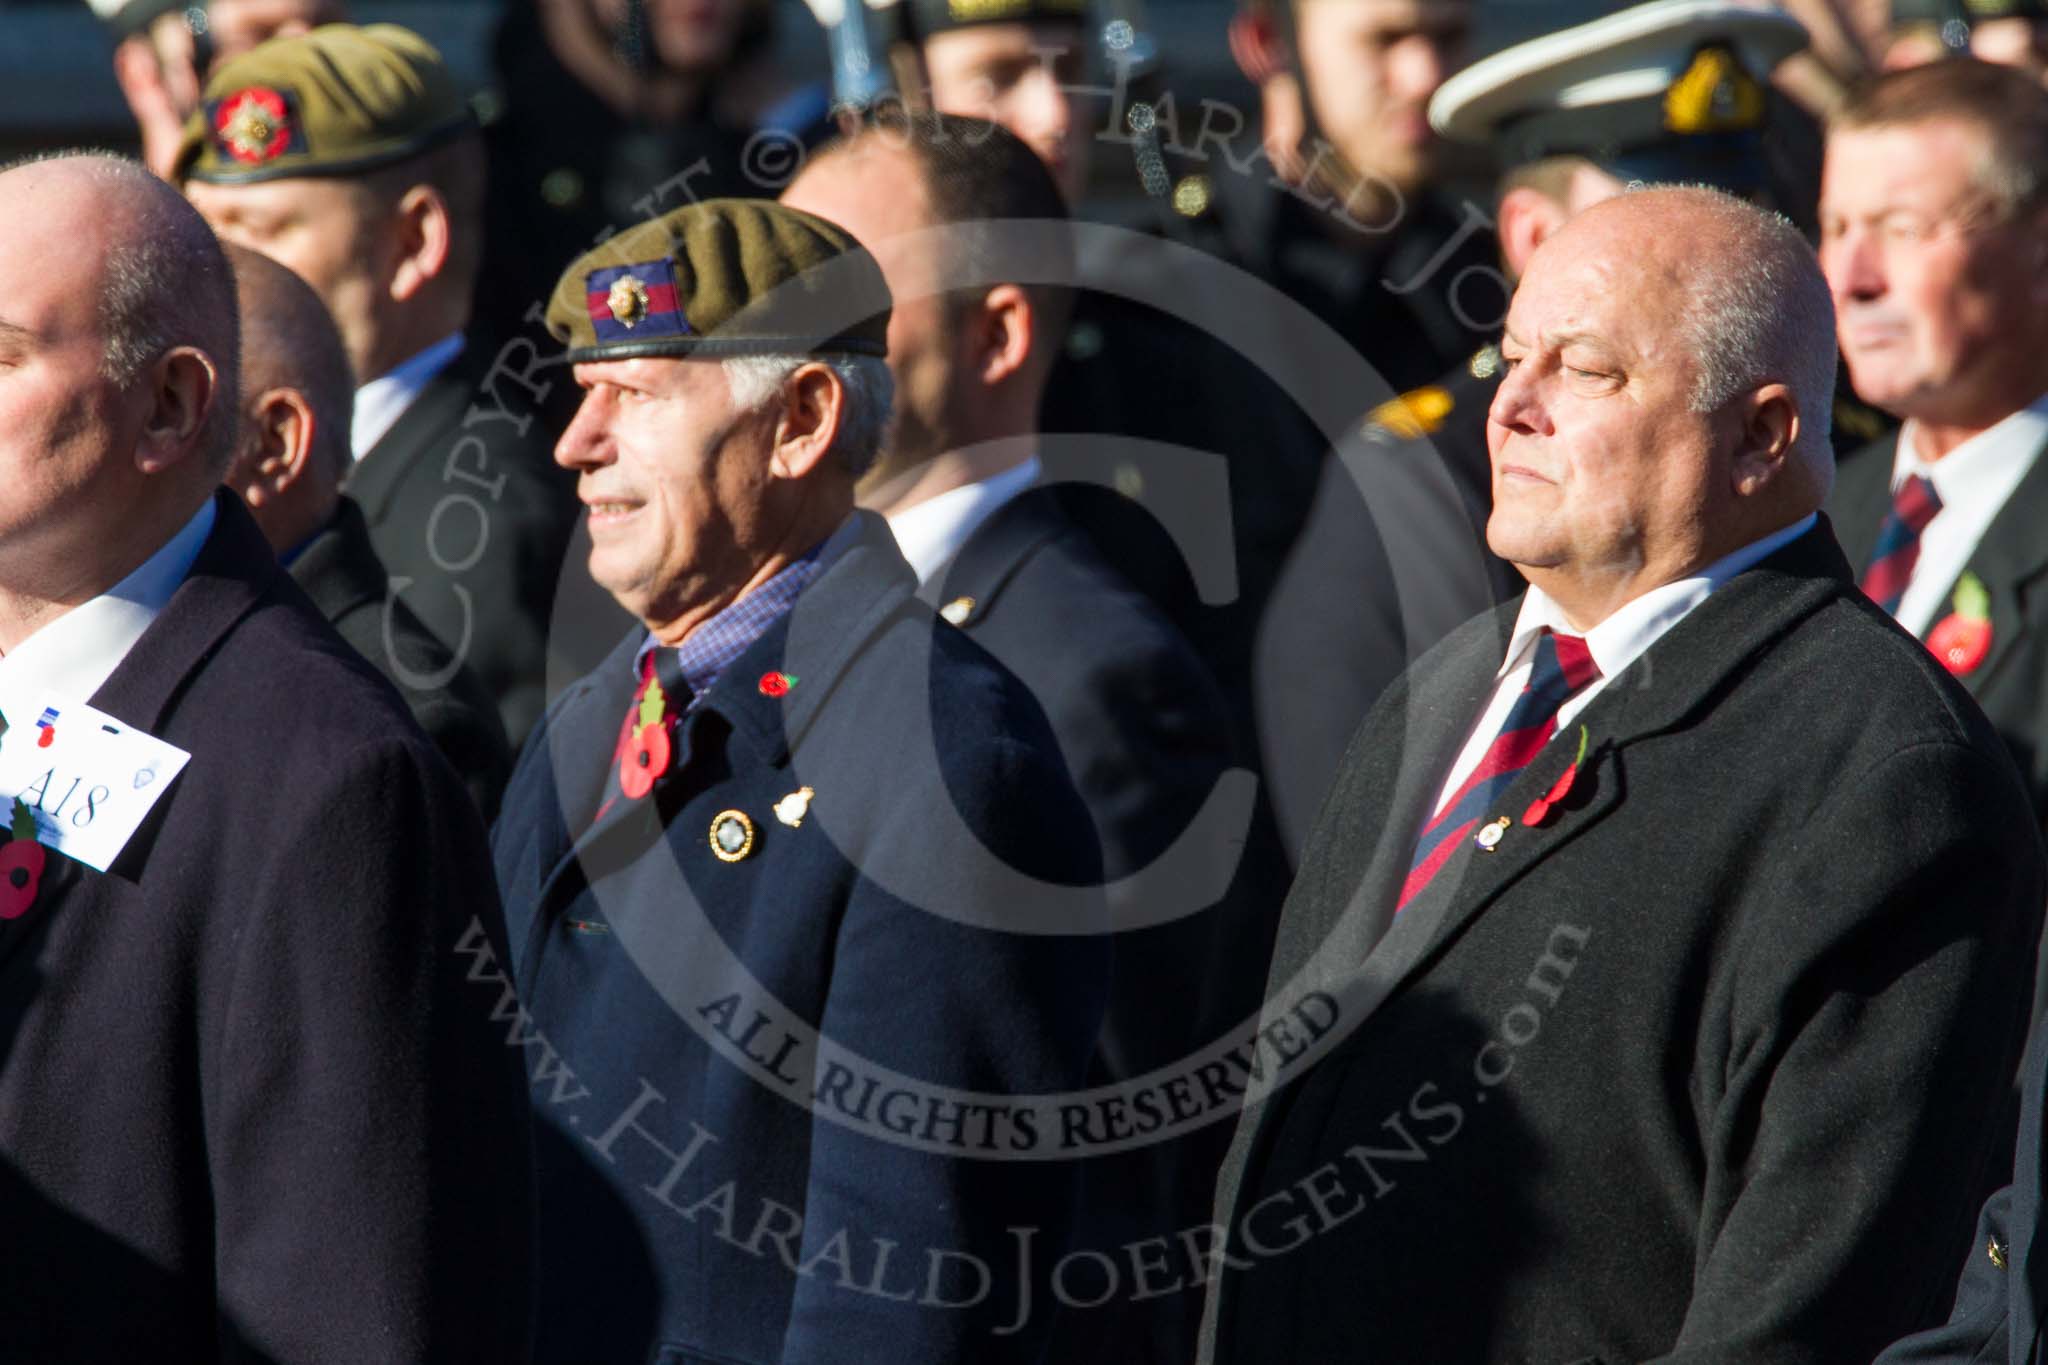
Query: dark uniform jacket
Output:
[[926, 485, 1239, 1365], [492, 513, 1111, 1365], [0, 492, 533, 1363], [288, 493, 512, 819], [1831, 431, 2048, 821], [347, 332, 581, 750], [1255, 345, 1519, 865], [1201, 521, 2045, 1364]]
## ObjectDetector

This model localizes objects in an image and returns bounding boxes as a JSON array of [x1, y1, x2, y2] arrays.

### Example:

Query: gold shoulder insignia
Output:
[[1367, 385, 1456, 441], [1469, 345, 1501, 381], [1833, 395, 1887, 443], [1664, 45, 1766, 137]]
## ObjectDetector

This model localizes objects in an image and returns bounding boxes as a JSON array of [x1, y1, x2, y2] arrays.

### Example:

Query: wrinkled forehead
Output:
[[1506, 232, 1672, 356], [0, 167, 119, 335]]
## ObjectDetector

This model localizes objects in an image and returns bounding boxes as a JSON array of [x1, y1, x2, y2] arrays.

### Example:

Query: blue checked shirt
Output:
[[630, 536, 836, 711]]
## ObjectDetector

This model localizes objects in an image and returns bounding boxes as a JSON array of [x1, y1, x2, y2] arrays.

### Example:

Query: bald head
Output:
[[228, 244, 354, 488], [1488, 187, 1836, 629], [0, 152, 241, 637]]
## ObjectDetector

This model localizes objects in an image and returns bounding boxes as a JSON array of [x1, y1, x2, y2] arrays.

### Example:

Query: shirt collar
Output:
[[351, 332, 466, 460], [1894, 390, 2048, 499], [630, 516, 863, 704], [1502, 513, 1818, 683], [0, 497, 218, 727], [883, 457, 1041, 585]]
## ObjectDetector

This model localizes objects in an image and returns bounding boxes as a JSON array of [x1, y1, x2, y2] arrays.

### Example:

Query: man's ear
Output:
[[135, 345, 219, 476], [388, 183, 453, 304], [1229, 10, 1289, 85], [964, 285, 1036, 388], [234, 387, 320, 506], [767, 364, 846, 482], [1731, 382, 1800, 497], [1497, 187, 1570, 282]]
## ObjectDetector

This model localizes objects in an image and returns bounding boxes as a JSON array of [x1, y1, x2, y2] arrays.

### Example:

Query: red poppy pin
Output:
[[618, 673, 674, 800], [1523, 726, 1590, 829], [0, 798, 46, 920], [759, 671, 797, 698], [213, 87, 296, 165], [1928, 571, 1994, 676]]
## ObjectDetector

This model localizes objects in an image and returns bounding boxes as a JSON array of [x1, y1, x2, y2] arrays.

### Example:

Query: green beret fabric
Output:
[[545, 199, 892, 364], [173, 23, 472, 186], [906, 0, 1087, 40]]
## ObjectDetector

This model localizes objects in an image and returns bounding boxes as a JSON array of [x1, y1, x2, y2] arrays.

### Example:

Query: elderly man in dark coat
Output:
[[1199, 187, 2046, 1363], [491, 198, 1110, 1365], [0, 153, 531, 1362]]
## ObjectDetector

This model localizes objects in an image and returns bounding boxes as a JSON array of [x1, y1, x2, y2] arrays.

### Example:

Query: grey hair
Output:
[[721, 353, 895, 479], [1664, 188, 1838, 478]]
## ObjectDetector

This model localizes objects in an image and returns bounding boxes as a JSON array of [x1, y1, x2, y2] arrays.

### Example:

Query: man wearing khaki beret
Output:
[[491, 198, 1110, 1364], [175, 23, 583, 750]]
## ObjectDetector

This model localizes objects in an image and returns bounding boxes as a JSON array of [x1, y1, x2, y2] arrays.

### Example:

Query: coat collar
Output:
[[1319, 519, 1856, 1012], [285, 496, 387, 626], [342, 332, 487, 525], [531, 512, 919, 898], [916, 485, 1067, 620], [1826, 431, 1899, 573]]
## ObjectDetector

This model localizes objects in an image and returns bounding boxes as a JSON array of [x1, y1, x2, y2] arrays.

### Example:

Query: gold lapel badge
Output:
[[774, 787, 814, 829], [940, 596, 977, 627], [1474, 817, 1511, 852], [709, 809, 756, 862]]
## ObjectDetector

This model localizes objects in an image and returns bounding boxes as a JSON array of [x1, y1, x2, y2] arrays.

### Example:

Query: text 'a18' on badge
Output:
[[0, 702, 191, 873]]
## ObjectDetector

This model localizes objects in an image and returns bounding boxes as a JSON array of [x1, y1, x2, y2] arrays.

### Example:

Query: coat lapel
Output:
[[0, 494, 278, 972], [342, 343, 478, 525], [284, 496, 387, 625], [1332, 520, 1858, 1026], [1937, 433, 2048, 692], [917, 488, 1065, 619]]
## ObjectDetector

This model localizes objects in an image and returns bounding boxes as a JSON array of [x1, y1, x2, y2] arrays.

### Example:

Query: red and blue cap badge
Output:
[[208, 86, 308, 167], [586, 259, 692, 343]]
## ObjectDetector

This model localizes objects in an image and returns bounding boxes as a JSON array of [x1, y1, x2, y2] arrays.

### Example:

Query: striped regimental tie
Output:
[[1859, 474, 1943, 615], [1398, 630, 1601, 912]]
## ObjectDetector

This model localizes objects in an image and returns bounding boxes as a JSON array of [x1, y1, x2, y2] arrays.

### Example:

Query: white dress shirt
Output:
[[0, 497, 217, 728], [1886, 395, 2048, 639], [883, 456, 1042, 585], [351, 332, 466, 461], [1429, 514, 1817, 819]]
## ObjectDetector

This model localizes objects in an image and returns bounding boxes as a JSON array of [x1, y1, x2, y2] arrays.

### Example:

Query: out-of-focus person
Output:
[[92, 0, 346, 177], [1887, 0, 2048, 81], [1255, 0, 1813, 865], [784, 110, 1240, 1363], [472, 0, 778, 346], [221, 242, 512, 818], [0, 150, 530, 1365], [174, 24, 586, 750], [1217, 0, 1496, 393], [1821, 58, 2048, 822], [1201, 186, 2043, 1364], [494, 197, 1109, 1365]]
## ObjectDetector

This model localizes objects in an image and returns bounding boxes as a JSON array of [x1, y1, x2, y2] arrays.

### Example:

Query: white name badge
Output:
[[0, 702, 191, 872]]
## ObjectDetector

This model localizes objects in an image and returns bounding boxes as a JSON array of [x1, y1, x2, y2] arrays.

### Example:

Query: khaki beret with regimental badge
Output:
[[545, 199, 893, 365], [173, 24, 472, 186]]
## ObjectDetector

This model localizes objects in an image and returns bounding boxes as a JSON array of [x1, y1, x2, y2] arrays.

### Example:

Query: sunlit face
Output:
[[1819, 120, 2048, 424], [555, 356, 779, 627], [1293, 0, 1471, 195], [1486, 214, 1728, 595], [783, 144, 965, 488], [0, 166, 157, 593], [186, 176, 388, 383], [922, 22, 1092, 204]]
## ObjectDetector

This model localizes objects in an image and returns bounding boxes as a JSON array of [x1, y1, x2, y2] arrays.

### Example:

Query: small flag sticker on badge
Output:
[[34, 707, 57, 749]]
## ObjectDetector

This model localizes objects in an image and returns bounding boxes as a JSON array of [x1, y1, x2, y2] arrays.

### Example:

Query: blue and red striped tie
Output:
[[1398, 630, 1601, 912], [1859, 475, 1942, 615]]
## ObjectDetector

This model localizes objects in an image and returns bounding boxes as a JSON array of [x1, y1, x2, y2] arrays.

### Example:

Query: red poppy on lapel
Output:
[[0, 798, 45, 920], [1523, 726, 1590, 829], [620, 723, 672, 801], [759, 671, 796, 698], [1928, 572, 1993, 676]]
